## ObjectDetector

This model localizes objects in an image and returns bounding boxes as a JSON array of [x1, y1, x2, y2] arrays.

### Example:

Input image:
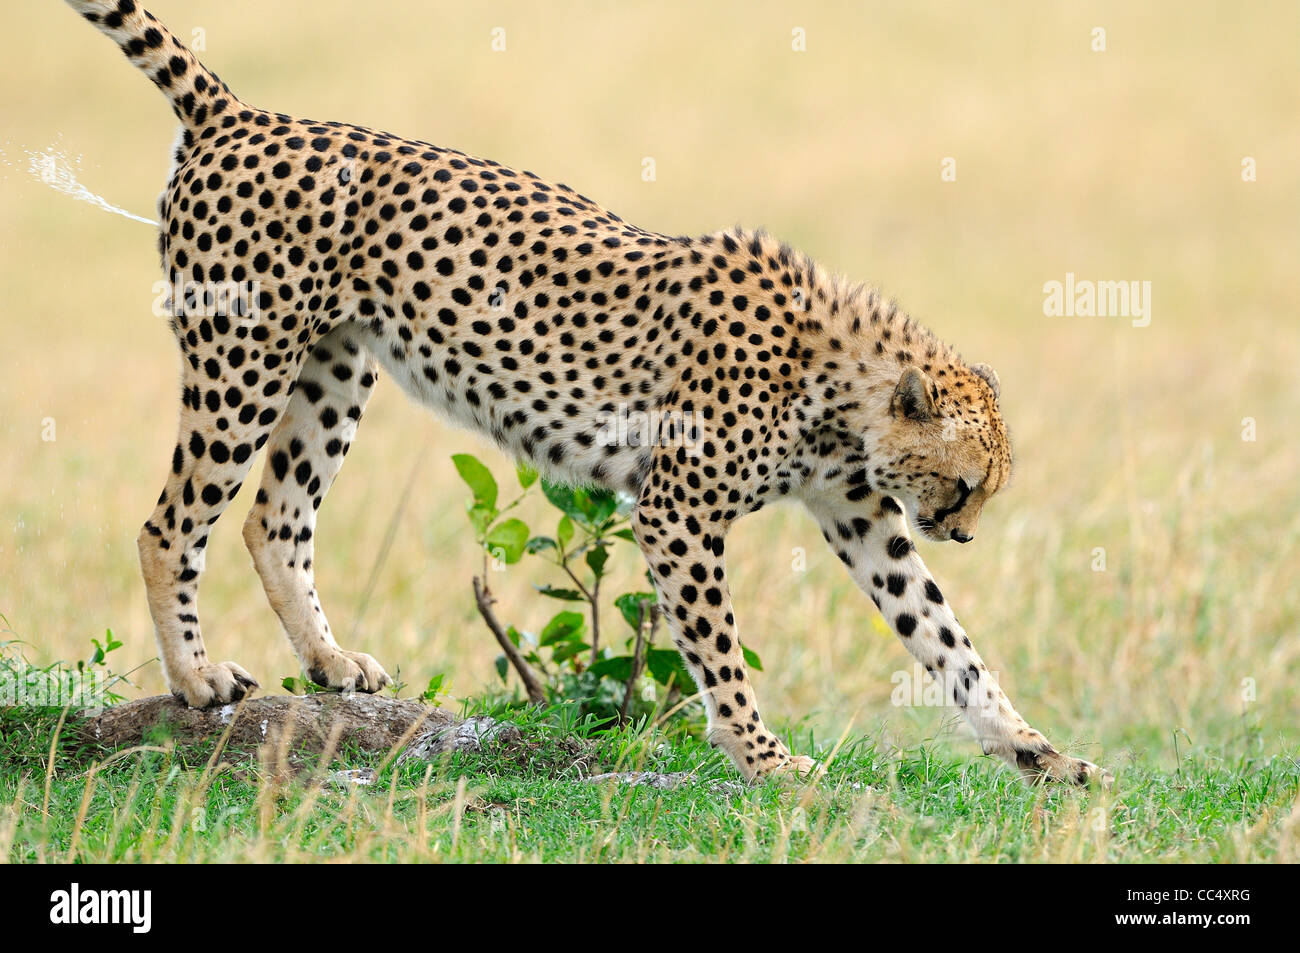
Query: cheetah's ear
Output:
[[893, 366, 937, 421], [970, 362, 1001, 402]]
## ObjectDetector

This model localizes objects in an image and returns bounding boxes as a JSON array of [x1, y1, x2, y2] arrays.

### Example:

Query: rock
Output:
[[327, 768, 377, 788], [77, 692, 461, 756], [583, 771, 746, 795], [398, 714, 523, 764]]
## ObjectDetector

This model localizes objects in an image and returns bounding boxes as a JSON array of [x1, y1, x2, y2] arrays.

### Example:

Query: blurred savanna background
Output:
[[1, 0, 1297, 784]]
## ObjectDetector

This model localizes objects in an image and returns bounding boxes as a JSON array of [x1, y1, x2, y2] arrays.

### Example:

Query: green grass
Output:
[[3, 701, 1296, 863]]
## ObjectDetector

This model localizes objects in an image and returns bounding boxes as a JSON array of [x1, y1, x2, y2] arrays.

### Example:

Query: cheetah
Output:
[[62, 0, 1104, 785]]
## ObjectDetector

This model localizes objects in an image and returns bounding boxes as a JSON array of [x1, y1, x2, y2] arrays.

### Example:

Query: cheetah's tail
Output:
[[62, 0, 239, 129]]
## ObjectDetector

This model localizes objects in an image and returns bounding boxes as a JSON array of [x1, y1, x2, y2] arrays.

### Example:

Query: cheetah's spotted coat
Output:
[[62, 0, 1103, 784]]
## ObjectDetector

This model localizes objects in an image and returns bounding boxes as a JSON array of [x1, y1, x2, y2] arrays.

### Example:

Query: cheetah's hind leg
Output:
[[137, 321, 312, 708], [242, 323, 390, 695]]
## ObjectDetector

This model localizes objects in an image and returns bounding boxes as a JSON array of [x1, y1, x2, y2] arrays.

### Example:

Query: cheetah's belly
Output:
[[350, 319, 654, 494]]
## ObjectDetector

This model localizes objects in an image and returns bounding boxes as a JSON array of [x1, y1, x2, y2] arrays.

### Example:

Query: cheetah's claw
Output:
[[172, 661, 260, 708], [1015, 746, 1111, 788], [307, 650, 391, 694], [765, 754, 819, 783]]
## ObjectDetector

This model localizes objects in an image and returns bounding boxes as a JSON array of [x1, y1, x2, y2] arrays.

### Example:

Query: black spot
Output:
[[886, 536, 912, 559]]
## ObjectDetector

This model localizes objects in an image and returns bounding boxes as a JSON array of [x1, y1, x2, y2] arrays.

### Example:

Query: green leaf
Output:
[[505, 625, 525, 648], [646, 648, 693, 688], [544, 483, 619, 530], [613, 528, 638, 542], [485, 518, 530, 564], [550, 640, 591, 664], [534, 584, 585, 601], [516, 460, 539, 489], [281, 675, 324, 695], [525, 536, 557, 554], [578, 487, 618, 526], [494, 655, 508, 684], [467, 503, 497, 537], [542, 481, 583, 522], [588, 655, 635, 681], [742, 645, 763, 672], [539, 610, 586, 646], [452, 454, 498, 511], [585, 543, 610, 578], [614, 591, 657, 630], [421, 673, 449, 701], [556, 515, 575, 549]]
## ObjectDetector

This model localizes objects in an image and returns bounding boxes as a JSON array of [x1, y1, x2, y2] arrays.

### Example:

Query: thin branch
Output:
[[589, 572, 601, 669], [472, 575, 546, 705], [558, 560, 594, 602], [618, 600, 656, 723]]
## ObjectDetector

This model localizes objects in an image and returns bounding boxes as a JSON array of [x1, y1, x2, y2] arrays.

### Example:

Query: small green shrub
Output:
[[452, 454, 754, 731]]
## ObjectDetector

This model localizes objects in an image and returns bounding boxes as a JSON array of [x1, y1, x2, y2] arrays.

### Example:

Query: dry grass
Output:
[[1, 0, 1297, 779]]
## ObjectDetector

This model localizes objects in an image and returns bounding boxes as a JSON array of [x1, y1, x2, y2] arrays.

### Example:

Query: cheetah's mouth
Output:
[[912, 513, 947, 543]]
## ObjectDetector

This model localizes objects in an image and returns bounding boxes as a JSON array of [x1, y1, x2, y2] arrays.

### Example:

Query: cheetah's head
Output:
[[871, 362, 1011, 544]]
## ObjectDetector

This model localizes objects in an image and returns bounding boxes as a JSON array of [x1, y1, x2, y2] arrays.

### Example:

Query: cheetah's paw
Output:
[[1015, 745, 1111, 788], [171, 661, 259, 708], [307, 650, 391, 694], [766, 754, 819, 782]]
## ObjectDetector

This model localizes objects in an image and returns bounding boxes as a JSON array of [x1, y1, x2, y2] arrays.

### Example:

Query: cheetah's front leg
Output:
[[633, 495, 812, 782], [809, 493, 1105, 785]]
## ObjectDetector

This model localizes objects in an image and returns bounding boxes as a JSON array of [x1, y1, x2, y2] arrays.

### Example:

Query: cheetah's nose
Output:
[[950, 530, 973, 543]]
